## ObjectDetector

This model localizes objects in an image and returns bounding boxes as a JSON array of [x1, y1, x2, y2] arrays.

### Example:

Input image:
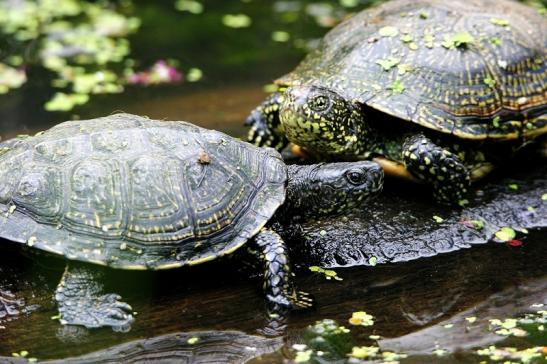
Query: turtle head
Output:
[[279, 85, 367, 157], [285, 161, 383, 219]]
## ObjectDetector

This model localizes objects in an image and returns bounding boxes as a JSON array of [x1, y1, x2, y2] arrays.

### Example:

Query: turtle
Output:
[[246, 0, 547, 205], [0, 113, 383, 331]]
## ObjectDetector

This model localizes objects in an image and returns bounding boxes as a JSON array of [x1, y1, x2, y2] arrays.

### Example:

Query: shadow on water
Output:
[[0, 0, 546, 362]]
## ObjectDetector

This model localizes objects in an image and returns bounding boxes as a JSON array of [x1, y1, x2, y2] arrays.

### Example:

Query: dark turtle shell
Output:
[[0, 114, 287, 270], [278, 0, 546, 140]]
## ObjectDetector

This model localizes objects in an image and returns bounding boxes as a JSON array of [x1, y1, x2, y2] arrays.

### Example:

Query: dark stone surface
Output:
[[285, 163, 546, 268]]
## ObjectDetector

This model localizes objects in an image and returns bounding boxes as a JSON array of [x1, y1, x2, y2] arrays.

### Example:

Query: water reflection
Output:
[[3, 329, 282, 363]]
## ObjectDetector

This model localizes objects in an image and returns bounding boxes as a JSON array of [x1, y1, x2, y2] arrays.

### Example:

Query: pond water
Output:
[[0, 0, 546, 363]]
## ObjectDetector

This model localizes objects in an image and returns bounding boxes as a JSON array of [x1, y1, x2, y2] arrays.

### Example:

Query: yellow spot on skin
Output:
[[27, 236, 37, 247]]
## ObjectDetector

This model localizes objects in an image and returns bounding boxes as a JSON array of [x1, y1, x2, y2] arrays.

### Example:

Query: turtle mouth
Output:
[[363, 162, 384, 196]]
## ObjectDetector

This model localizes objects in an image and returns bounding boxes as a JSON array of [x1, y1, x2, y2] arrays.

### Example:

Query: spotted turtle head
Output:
[[286, 161, 383, 218], [279, 85, 368, 156]]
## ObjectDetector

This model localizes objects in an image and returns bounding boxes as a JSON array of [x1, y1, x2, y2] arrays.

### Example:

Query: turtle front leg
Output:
[[55, 263, 134, 332], [245, 92, 288, 150], [252, 228, 314, 309], [402, 134, 471, 206]]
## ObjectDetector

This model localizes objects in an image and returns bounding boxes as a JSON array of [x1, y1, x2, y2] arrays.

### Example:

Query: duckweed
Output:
[[442, 31, 474, 49], [494, 227, 516, 242], [222, 14, 252, 28]]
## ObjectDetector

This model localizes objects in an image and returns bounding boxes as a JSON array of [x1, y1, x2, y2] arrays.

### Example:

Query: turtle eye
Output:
[[309, 95, 330, 112], [345, 169, 366, 185]]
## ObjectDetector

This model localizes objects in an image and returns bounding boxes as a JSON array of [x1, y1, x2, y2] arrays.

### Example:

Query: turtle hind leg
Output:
[[245, 92, 288, 150], [252, 228, 315, 310], [55, 263, 134, 332], [402, 134, 471, 206]]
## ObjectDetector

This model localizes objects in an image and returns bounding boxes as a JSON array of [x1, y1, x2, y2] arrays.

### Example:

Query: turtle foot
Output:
[[57, 292, 134, 332], [403, 134, 471, 206], [245, 92, 287, 150], [55, 264, 134, 332]]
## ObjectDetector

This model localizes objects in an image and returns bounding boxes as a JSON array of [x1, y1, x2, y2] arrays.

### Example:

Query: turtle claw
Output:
[[94, 294, 133, 323], [266, 290, 315, 311], [292, 290, 315, 310], [58, 292, 134, 331], [113, 300, 133, 312]]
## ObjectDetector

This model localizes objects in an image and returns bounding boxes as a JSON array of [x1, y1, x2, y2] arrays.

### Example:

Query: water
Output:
[[0, 1, 546, 362]]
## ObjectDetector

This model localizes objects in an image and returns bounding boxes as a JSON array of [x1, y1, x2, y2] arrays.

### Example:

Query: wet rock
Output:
[[284, 164, 547, 267]]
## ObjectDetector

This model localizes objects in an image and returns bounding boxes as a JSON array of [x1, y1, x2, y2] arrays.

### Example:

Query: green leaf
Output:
[[45, 92, 89, 111], [294, 350, 313, 363], [186, 68, 203, 82], [424, 34, 435, 48], [490, 18, 509, 27], [470, 220, 485, 230], [442, 32, 474, 49], [400, 34, 412, 43], [494, 227, 516, 242], [175, 0, 203, 14], [490, 37, 502, 46], [433, 215, 444, 223], [376, 57, 400, 71], [222, 14, 252, 28], [271, 31, 290, 42], [388, 80, 405, 94], [492, 116, 501, 127], [397, 64, 414, 75], [340, 0, 359, 8], [508, 183, 519, 191], [379, 26, 398, 37]]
